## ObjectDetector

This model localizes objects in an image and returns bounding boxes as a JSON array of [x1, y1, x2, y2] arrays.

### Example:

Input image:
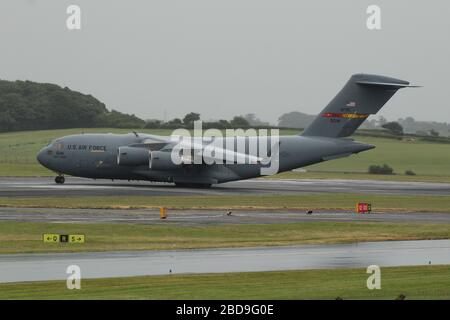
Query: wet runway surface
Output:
[[1, 177, 449, 283], [1, 239, 449, 283], [1, 177, 450, 197], [1, 207, 450, 225]]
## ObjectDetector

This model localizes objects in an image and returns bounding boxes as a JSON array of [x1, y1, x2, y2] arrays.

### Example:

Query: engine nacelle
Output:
[[117, 146, 150, 166], [149, 150, 182, 170]]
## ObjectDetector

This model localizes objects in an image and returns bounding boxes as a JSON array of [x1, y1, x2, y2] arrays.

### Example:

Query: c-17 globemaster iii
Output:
[[37, 74, 417, 188]]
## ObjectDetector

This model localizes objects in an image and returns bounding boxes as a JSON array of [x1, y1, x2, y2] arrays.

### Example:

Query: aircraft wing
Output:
[[176, 139, 264, 165], [133, 135, 266, 165]]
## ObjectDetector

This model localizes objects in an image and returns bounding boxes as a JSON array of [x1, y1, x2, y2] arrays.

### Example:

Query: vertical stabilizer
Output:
[[302, 74, 414, 138]]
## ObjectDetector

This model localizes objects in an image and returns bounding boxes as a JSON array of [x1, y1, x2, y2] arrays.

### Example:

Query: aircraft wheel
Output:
[[174, 182, 188, 188], [55, 176, 65, 184], [196, 183, 212, 188]]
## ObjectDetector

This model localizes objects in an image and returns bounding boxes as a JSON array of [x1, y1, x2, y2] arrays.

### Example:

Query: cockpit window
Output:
[[47, 139, 63, 149]]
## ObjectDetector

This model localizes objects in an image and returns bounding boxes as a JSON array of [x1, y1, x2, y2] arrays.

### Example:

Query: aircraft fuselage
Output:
[[37, 133, 373, 186]]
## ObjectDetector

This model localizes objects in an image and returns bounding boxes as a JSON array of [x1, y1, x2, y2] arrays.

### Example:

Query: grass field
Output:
[[1, 193, 450, 212], [1, 128, 450, 181], [1, 265, 449, 299], [307, 135, 450, 176], [1, 220, 450, 254], [269, 171, 450, 183]]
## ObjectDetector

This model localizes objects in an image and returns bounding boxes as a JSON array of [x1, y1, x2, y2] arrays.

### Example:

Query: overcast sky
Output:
[[0, 0, 449, 124]]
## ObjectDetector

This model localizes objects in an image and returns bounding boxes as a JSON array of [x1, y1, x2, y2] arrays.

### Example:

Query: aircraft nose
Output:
[[37, 147, 48, 166]]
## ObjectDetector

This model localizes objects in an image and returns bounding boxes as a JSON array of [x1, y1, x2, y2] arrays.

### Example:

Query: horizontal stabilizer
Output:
[[356, 80, 421, 89]]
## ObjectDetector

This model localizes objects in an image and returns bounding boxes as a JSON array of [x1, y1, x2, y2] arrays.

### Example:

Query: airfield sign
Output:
[[43, 234, 86, 243]]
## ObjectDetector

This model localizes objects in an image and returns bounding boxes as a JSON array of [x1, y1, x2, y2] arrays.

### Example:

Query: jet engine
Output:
[[117, 146, 150, 166], [149, 150, 182, 170]]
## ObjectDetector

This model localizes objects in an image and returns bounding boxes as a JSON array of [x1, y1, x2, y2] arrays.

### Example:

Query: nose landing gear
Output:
[[55, 176, 65, 184]]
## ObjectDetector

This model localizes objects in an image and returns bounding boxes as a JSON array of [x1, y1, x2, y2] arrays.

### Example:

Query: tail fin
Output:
[[302, 74, 416, 138]]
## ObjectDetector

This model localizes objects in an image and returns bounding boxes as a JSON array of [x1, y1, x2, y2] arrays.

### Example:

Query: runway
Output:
[[1, 239, 449, 283], [1, 207, 450, 225], [1, 177, 450, 197]]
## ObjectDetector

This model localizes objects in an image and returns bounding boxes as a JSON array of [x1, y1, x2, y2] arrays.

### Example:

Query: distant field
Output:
[[307, 135, 450, 176], [1, 265, 449, 299], [1, 220, 450, 254], [1, 193, 450, 212], [0, 128, 449, 181]]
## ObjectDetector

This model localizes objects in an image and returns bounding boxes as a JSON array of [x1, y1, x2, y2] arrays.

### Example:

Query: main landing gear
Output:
[[55, 176, 65, 184], [174, 182, 212, 188]]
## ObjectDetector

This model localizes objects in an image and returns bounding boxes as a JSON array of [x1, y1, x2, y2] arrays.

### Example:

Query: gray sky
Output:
[[1, 0, 449, 124]]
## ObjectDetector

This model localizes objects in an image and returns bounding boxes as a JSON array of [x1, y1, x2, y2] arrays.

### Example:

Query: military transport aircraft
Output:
[[37, 74, 416, 188]]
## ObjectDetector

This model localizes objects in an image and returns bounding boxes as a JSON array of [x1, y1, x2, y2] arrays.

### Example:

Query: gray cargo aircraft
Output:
[[37, 74, 416, 187]]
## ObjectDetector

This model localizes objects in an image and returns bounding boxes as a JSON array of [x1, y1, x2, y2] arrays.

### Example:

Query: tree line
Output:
[[0, 79, 275, 132], [144, 112, 272, 129], [1, 79, 448, 138], [0, 80, 145, 132]]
